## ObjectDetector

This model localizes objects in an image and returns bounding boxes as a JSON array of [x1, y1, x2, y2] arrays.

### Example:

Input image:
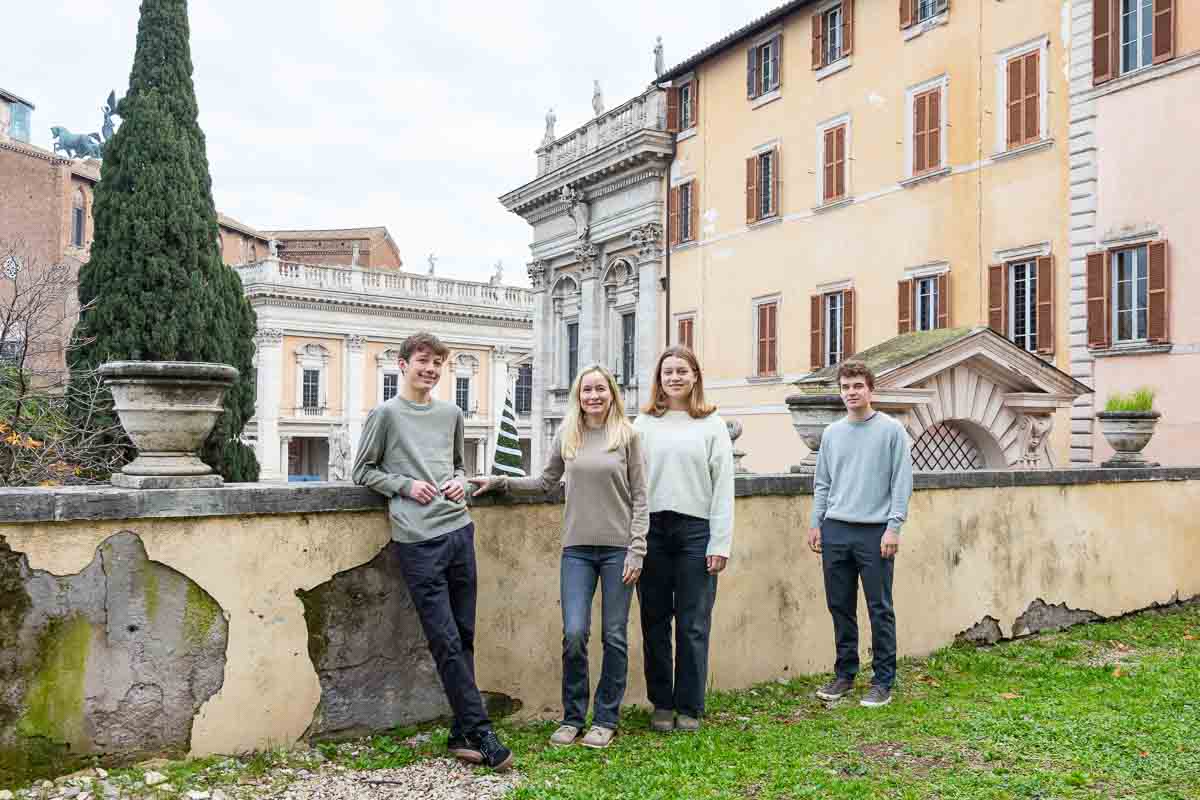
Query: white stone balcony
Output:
[[536, 88, 668, 177], [236, 259, 535, 311]]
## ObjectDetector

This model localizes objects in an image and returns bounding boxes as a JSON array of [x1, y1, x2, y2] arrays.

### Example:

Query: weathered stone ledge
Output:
[[0, 466, 1196, 525]]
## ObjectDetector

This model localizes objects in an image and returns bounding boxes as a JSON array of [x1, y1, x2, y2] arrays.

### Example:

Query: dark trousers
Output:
[[560, 545, 634, 730], [637, 511, 718, 718], [395, 523, 491, 738], [820, 519, 897, 688]]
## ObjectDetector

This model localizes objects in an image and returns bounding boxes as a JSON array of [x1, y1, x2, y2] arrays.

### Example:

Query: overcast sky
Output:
[[6, 0, 777, 285]]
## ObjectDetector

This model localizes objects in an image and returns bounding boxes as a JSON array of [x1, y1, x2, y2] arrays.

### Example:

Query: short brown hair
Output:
[[836, 360, 875, 390], [642, 346, 717, 418], [399, 332, 450, 362]]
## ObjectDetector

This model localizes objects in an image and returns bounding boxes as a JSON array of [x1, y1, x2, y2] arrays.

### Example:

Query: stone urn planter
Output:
[[99, 361, 239, 489], [785, 393, 845, 474], [1096, 410, 1161, 468]]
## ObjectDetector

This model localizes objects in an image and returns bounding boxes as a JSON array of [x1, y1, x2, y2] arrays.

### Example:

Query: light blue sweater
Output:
[[810, 411, 913, 534]]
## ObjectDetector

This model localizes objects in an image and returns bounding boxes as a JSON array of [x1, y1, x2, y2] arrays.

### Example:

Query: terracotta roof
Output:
[[217, 213, 269, 240], [0, 88, 35, 108], [259, 226, 388, 240], [657, 0, 817, 82]]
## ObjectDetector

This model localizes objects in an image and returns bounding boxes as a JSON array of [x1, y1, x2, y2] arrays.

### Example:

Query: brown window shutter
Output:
[[764, 303, 778, 375], [988, 263, 1007, 335], [746, 156, 758, 223], [844, 0, 855, 56], [897, 279, 912, 334], [812, 9, 825, 69], [757, 307, 766, 375], [936, 272, 950, 329], [913, 93, 927, 174], [834, 125, 846, 199], [1035, 255, 1055, 353], [1086, 251, 1110, 348], [772, 148, 782, 217], [1024, 52, 1040, 144], [747, 46, 759, 98], [772, 35, 782, 90], [690, 181, 700, 243], [668, 186, 680, 247], [1153, 0, 1175, 64], [810, 295, 823, 371], [823, 128, 836, 201], [692, 78, 700, 127], [1093, 0, 1115, 84], [666, 87, 680, 133], [1147, 241, 1169, 342], [842, 287, 855, 357], [927, 89, 941, 170], [900, 0, 914, 29], [1006, 56, 1023, 149]]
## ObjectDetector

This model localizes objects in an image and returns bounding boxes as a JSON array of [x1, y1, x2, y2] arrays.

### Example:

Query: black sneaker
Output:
[[468, 729, 514, 772], [815, 676, 856, 701], [860, 685, 893, 707], [447, 733, 483, 764]]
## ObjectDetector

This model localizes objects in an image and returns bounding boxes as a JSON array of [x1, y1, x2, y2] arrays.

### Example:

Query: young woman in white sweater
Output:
[[633, 346, 735, 732]]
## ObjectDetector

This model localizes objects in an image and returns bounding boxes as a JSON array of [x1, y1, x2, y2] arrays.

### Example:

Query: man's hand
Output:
[[807, 527, 822, 554], [441, 479, 466, 503], [467, 476, 499, 497], [406, 480, 438, 505], [706, 555, 728, 575], [881, 530, 900, 559]]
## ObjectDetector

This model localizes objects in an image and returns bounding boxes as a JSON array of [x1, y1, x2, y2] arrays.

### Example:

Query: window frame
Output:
[[752, 295, 782, 378], [823, 5, 844, 66], [1119, 0, 1155, 75], [1008, 260, 1039, 352], [1111, 244, 1150, 343], [381, 372, 399, 402], [566, 321, 580, 386], [679, 80, 695, 130], [816, 114, 851, 206], [996, 36, 1049, 153], [619, 311, 637, 385], [916, 0, 948, 23], [301, 369, 321, 410], [905, 75, 949, 179], [679, 181, 694, 243], [824, 291, 844, 367], [455, 376, 471, 414], [914, 276, 940, 331], [676, 313, 696, 350], [515, 363, 533, 415], [758, 151, 775, 220], [747, 31, 783, 100]]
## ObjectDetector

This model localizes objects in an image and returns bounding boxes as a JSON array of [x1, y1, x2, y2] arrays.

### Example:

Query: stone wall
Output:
[[0, 469, 1197, 781]]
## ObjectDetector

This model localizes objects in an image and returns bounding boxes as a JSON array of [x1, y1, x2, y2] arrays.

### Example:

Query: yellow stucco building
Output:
[[657, 0, 1072, 472]]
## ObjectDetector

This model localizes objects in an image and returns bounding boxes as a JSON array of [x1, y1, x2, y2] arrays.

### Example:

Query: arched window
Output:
[[71, 189, 86, 247]]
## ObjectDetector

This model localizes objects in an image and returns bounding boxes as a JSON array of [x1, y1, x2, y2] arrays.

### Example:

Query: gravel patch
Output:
[[278, 760, 520, 800]]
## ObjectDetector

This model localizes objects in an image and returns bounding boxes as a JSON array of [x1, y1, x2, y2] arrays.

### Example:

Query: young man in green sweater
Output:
[[352, 332, 513, 771], [807, 360, 913, 708]]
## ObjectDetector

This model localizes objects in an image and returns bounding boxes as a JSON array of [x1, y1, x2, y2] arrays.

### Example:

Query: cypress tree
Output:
[[72, 0, 259, 481]]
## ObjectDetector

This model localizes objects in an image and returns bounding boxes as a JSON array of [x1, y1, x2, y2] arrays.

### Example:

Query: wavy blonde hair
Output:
[[642, 346, 716, 418], [561, 364, 634, 459]]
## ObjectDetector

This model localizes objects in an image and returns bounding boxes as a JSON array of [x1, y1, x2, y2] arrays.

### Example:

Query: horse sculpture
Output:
[[50, 126, 103, 160]]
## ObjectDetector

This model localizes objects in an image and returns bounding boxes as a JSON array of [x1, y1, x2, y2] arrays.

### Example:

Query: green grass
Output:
[[1104, 388, 1157, 412]]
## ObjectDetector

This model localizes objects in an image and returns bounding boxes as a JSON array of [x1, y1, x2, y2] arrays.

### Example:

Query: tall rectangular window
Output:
[[1113, 245, 1149, 342], [456, 376, 470, 413], [621, 312, 636, 384], [302, 369, 320, 410], [1120, 0, 1154, 74], [758, 151, 774, 220], [822, 124, 847, 203], [756, 301, 779, 377], [915, 276, 939, 331], [917, 0, 947, 22], [823, 6, 843, 65], [1006, 50, 1041, 149], [382, 373, 399, 402], [678, 317, 694, 349], [1009, 261, 1039, 351], [515, 364, 533, 415], [679, 183, 693, 242], [912, 87, 942, 175], [679, 81, 695, 128], [824, 292, 844, 367], [72, 207, 85, 248], [566, 322, 579, 384], [747, 35, 781, 99]]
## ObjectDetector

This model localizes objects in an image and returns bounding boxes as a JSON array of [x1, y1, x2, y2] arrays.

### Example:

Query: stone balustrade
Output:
[[236, 259, 535, 311], [537, 88, 666, 176]]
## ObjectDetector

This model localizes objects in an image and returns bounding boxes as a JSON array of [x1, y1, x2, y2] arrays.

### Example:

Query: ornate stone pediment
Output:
[[791, 327, 1091, 470]]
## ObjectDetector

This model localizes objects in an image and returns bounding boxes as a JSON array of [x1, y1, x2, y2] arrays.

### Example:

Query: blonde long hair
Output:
[[642, 346, 716, 418], [561, 364, 634, 459]]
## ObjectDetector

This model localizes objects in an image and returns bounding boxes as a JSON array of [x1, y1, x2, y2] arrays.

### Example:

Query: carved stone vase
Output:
[[1095, 410, 1160, 468], [99, 361, 238, 489], [785, 393, 845, 474]]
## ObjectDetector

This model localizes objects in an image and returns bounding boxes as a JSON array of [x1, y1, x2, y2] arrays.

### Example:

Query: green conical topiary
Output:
[[72, 0, 259, 481]]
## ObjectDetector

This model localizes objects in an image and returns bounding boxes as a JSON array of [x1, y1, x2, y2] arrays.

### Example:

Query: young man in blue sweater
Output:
[[807, 360, 913, 707]]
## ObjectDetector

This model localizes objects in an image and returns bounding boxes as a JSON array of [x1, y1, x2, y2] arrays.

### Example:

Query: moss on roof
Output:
[[796, 327, 981, 386]]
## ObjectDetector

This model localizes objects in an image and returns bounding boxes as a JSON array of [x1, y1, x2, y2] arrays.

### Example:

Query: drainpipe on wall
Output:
[[657, 82, 675, 347]]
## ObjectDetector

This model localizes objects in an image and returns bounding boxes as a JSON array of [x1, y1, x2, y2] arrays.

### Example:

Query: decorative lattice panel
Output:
[[912, 422, 985, 472]]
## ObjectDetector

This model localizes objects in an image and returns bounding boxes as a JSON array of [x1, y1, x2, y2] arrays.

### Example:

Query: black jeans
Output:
[[560, 545, 634, 730], [820, 519, 897, 688], [395, 523, 491, 738], [637, 511, 718, 719]]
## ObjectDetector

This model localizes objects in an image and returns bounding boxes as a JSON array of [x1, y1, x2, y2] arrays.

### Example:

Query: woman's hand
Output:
[[467, 476, 500, 497], [706, 555, 728, 575], [622, 563, 642, 585]]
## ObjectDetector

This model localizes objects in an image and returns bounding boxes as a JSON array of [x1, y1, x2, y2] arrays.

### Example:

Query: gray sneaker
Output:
[[650, 708, 675, 732], [675, 714, 701, 732], [816, 677, 855, 701], [860, 685, 893, 707]]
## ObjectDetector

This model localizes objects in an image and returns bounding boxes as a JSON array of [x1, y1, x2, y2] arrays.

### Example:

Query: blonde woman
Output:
[[633, 346, 734, 733], [470, 364, 647, 749]]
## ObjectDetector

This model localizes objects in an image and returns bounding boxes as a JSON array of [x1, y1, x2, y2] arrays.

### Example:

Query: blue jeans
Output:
[[560, 545, 634, 730], [637, 511, 718, 719]]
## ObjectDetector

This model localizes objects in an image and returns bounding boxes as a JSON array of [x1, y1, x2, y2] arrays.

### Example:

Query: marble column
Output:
[[346, 335, 366, 462], [279, 435, 292, 483], [254, 328, 285, 481], [527, 260, 549, 473], [576, 243, 600, 367], [631, 223, 664, 409]]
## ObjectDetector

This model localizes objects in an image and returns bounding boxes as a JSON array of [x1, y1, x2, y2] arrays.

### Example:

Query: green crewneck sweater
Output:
[[352, 396, 472, 543]]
